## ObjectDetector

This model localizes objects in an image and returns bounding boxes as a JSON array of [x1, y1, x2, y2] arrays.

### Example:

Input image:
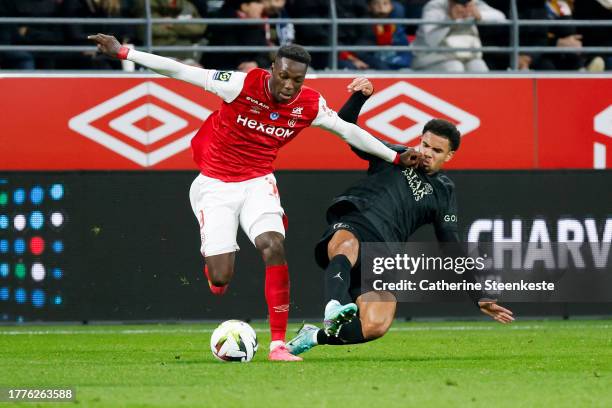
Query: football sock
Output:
[[265, 264, 290, 343], [325, 255, 353, 305], [204, 265, 228, 296], [316, 317, 366, 345]]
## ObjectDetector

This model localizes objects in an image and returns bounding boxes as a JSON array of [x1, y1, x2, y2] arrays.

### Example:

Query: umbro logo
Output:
[[68, 82, 209, 167], [292, 106, 303, 116], [360, 81, 480, 144]]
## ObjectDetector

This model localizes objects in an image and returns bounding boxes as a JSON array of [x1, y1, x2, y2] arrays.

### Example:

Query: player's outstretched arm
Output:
[[339, 78, 418, 169], [333, 117, 422, 167], [87, 33, 207, 88], [313, 90, 422, 167]]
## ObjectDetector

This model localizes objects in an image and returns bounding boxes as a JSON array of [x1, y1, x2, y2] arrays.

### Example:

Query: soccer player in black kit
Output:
[[287, 78, 514, 355]]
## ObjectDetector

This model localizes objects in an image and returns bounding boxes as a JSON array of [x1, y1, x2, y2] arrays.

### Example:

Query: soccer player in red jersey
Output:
[[88, 33, 421, 361]]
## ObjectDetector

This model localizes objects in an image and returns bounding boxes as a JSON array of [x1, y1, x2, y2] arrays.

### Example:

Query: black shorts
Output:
[[314, 210, 384, 301]]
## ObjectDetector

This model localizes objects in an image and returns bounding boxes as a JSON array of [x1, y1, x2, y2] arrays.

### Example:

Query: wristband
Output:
[[117, 46, 130, 60], [393, 152, 401, 165]]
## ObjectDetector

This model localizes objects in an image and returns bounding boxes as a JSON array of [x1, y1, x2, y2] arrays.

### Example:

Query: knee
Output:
[[256, 233, 285, 263], [361, 317, 392, 340], [328, 235, 359, 261]]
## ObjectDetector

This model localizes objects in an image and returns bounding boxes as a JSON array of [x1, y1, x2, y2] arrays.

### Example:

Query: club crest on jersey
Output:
[[213, 71, 232, 82], [291, 106, 304, 116], [288, 118, 297, 127], [270, 112, 280, 120]]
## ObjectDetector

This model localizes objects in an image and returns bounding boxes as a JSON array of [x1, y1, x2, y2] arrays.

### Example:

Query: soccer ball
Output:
[[210, 320, 258, 362]]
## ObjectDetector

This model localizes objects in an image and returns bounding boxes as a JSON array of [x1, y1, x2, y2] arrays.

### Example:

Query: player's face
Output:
[[269, 57, 307, 103], [418, 132, 454, 174]]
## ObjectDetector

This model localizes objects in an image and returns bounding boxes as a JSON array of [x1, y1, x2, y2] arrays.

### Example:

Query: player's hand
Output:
[[87, 33, 122, 58], [347, 77, 374, 97], [398, 147, 423, 167], [478, 300, 514, 324]]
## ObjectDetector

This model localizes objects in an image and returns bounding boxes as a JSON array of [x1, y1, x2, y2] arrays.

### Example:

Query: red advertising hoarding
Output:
[[0, 75, 610, 170]]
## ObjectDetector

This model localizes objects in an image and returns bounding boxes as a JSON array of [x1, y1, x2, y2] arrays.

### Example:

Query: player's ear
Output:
[[444, 151, 454, 162]]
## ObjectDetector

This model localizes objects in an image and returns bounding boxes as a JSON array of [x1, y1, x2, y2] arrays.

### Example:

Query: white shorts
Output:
[[189, 173, 286, 257]]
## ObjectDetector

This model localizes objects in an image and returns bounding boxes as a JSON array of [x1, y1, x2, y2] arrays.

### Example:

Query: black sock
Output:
[[325, 255, 353, 305], [316, 317, 366, 345]]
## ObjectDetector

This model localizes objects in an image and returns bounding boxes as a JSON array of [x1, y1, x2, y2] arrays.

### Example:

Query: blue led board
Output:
[[0, 178, 66, 322]]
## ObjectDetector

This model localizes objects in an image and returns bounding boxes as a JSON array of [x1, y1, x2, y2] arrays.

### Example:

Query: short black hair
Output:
[[275, 44, 311, 66], [423, 119, 461, 151]]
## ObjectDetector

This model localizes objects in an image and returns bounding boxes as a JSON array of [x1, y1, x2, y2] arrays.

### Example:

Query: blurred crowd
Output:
[[0, 0, 610, 71]]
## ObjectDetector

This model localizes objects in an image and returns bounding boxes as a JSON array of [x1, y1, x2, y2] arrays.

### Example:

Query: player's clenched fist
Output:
[[87, 33, 122, 58]]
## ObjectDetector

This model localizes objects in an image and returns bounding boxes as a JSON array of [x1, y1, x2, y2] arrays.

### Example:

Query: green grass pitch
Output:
[[0, 320, 610, 407]]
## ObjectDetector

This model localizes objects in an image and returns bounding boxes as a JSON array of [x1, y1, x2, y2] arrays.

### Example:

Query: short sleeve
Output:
[[202, 70, 247, 103]]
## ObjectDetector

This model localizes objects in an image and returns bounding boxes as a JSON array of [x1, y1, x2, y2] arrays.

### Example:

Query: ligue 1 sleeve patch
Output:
[[213, 71, 232, 82]]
